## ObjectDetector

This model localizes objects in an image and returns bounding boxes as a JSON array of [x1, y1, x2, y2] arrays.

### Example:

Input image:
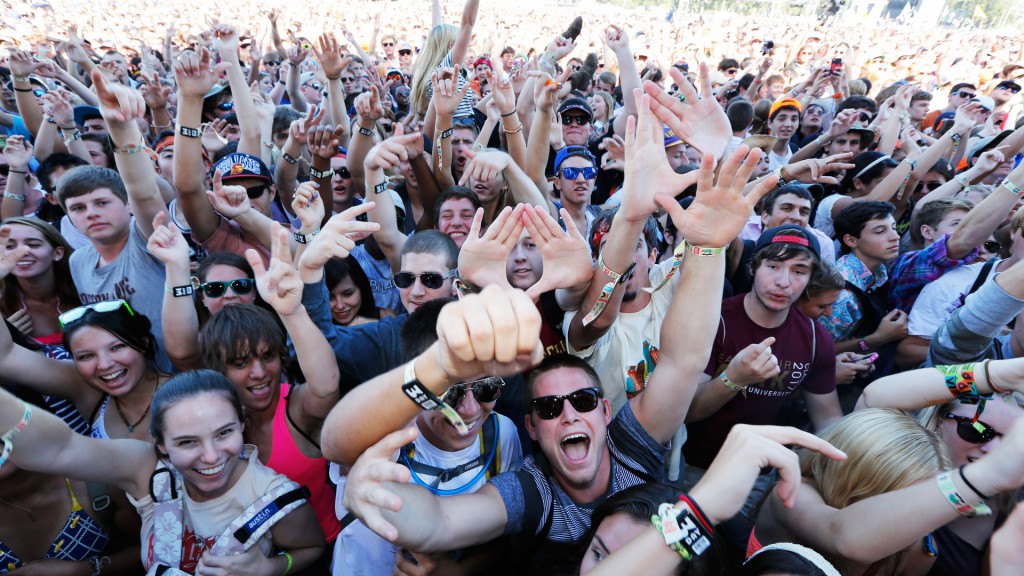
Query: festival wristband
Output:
[[281, 152, 299, 165], [718, 372, 746, 397], [401, 361, 467, 434], [357, 126, 375, 137], [112, 138, 147, 155], [0, 402, 32, 469], [938, 363, 981, 398], [309, 166, 333, 179], [178, 125, 200, 139], [650, 499, 713, 560], [936, 470, 991, 517], [644, 240, 725, 294], [293, 230, 319, 244], [164, 284, 194, 297], [1000, 178, 1023, 196], [581, 253, 637, 326], [371, 181, 389, 195], [3, 192, 26, 202]]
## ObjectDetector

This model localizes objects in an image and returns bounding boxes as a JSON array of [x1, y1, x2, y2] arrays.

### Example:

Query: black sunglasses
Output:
[[983, 240, 1002, 253], [530, 387, 603, 420], [998, 85, 1021, 94], [442, 376, 504, 407], [561, 115, 590, 126], [399, 49, 413, 56], [245, 184, 270, 199], [217, 102, 234, 111], [265, 60, 281, 66], [945, 413, 1001, 444], [382, 42, 395, 47], [305, 83, 322, 91], [919, 181, 944, 192], [199, 278, 255, 298], [393, 270, 456, 289], [953, 91, 976, 98], [336, 167, 352, 179]]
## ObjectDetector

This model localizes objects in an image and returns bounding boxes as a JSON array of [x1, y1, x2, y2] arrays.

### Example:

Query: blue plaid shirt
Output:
[[887, 234, 978, 312]]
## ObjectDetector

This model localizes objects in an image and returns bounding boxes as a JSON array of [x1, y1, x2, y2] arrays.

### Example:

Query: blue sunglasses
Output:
[[558, 166, 598, 180]]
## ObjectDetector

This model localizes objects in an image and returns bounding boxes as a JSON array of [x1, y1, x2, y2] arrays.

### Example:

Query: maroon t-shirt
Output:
[[683, 294, 836, 469]]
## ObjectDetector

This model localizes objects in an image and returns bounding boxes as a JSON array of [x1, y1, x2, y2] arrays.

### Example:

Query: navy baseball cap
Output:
[[213, 153, 273, 184]]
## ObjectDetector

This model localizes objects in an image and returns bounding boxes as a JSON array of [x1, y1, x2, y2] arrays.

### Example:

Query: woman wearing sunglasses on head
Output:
[[152, 219, 344, 564], [0, 371, 325, 575], [855, 358, 1024, 575]]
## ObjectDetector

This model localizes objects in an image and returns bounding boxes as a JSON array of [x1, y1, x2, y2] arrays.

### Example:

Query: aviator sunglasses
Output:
[[393, 270, 456, 289], [442, 376, 505, 407]]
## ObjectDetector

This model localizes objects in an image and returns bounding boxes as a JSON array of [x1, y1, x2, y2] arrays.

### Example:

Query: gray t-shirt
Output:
[[69, 220, 172, 371]]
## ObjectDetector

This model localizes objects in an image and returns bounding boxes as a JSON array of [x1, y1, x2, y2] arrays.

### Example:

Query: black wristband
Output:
[[165, 284, 194, 297], [357, 126, 375, 137], [178, 125, 200, 139], [293, 230, 319, 244], [372, 181, 388, 194], [958, 465, 992, 500], [309, 166, 334, 179], [281, 152, 299, 165], [501, 108, 518, 118], [438, 128, 453, 139]]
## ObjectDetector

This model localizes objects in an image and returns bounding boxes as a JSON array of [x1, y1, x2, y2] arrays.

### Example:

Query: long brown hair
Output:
[[0, 217, 81, 319]]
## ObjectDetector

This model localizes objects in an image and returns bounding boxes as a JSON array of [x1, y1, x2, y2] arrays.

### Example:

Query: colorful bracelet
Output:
[[581, 253, 636, 326], [1000, 178, 1023, 196], [281, 551, 293, 576], [718, 372, 746, 397], [937, 363, 980, 398], [112, 138, 147, 155], [650, 498, 713, 560], [644, 241, 725, 294], [936, 470, 991, 517]]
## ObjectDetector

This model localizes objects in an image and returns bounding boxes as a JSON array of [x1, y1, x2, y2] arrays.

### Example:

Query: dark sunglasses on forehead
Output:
[[198, 277, 255, 298], [393, 270, 457, 289], [945, 413, 1002, 444], [530, 387, 603, 420], [558, 166, 598, 180], [561, 114, 590, 126], [245, 184, 271, 199], [442, 376, 504, 407]]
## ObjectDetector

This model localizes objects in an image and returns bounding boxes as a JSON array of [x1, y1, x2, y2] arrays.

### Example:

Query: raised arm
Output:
[[631, 129, 776, 443], [944, 159, 1024, 260], [604, 25, 641, 138], [312, 33, 352, 139], [212, 25, 262, 157], [7, 50, 45, 138], [0, 385, 155, 499], [431, 67, 471, 188], [488, 69, 526, 168], [172, 47, 230, 243], [148, 213, 202, 371], [93, 70, 169, 239], [450, 0, 480, 69], [247, 224, 340, 435], [459, 150, 553, 215], [364, 130, 421, 271], [347, 87, 386, 196]]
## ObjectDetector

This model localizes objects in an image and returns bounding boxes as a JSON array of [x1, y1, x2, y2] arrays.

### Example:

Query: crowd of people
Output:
[[2, 0, 1024, 574]]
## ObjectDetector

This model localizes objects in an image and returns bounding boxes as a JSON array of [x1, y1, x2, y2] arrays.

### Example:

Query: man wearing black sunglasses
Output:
[[327, 141, 775, 570]]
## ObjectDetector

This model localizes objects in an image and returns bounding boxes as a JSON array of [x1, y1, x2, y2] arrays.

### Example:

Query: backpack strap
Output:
[[85, 481, 114, 531], [284, 388, 321, 450], [480, 413, 501, 479], [967, 257, 999, 297], [211, 481, 310, 554]]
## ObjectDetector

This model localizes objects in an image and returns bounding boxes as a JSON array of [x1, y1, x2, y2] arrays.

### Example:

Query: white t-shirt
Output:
[[129, 447, 290, 572], [768, 147, 793, 171], [564, 257, 682, 415], [331, 414, 522, 576], [908, 261, 987, 338], [813, 193, 846, 238]]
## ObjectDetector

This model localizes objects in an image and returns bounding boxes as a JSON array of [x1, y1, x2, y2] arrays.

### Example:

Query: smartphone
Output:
[[761, 40, 774, 55], [831, 57, 843, 76], [858, 352, 879, 363]]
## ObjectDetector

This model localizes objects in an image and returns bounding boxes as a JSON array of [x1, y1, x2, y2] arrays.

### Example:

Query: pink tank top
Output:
[[747, 527, 765, 558], [266, 383, 342, 541]]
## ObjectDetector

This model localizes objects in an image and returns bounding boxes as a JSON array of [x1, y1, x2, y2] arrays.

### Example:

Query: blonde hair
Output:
[[409, 24, 458, 116], [802, 409, 950, 509]]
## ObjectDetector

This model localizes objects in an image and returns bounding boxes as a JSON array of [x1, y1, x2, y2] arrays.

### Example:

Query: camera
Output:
[[761, 40, 774, 55]]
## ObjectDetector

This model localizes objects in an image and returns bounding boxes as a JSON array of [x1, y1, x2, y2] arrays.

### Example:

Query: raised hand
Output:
[[247, 223, 304, 317], [0, 227, 31, 280], [40, 90, 74, 128], [486, 69, 516, 115], [654, 144, 776, 249], [781, 152, 855, 186], [457, 150, 512, 187], [644, 63, 730, 160], [205, 171, 251, 219], [604, 24, 629, 53], [297, 203, 381, 282], [211, 24, 241, 60], [520, 204, 592, 299], [140, 73, 172, 112], [827, 109, 859, 138], [92, 69, 145, 125], [289, 106, 327, 147], [433, 284, 544, 382], [975, 146, 1007, 174], [953, 102, 985, 133], [31, 58, 62, 79], [6, 49, 36, 78], [312, 33, 352, 81], [365, 130, 421, 171], [291, 181, 325, 233], [545, 34, 576, 62], [287, 44, 310, 66], [307, 125, 346, 160], [457, 205, 524, 290], [201, 119, 230, 155], [146, 212, 190, 266], [529, 70, 560, 113], [723, 337, 779, 387], [620, 90, 693, 220], [173, 47, 231, 100], [354, 86, 385, 122], [2, 136, 34, 171], [894, 83, 917, 113], [598, 134, 625, 171], [431, 67, 471, 118]]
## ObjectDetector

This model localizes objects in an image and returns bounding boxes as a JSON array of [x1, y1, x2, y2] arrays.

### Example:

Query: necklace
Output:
[[0, 495, 36, 521], [113, 395, 151, 433]]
